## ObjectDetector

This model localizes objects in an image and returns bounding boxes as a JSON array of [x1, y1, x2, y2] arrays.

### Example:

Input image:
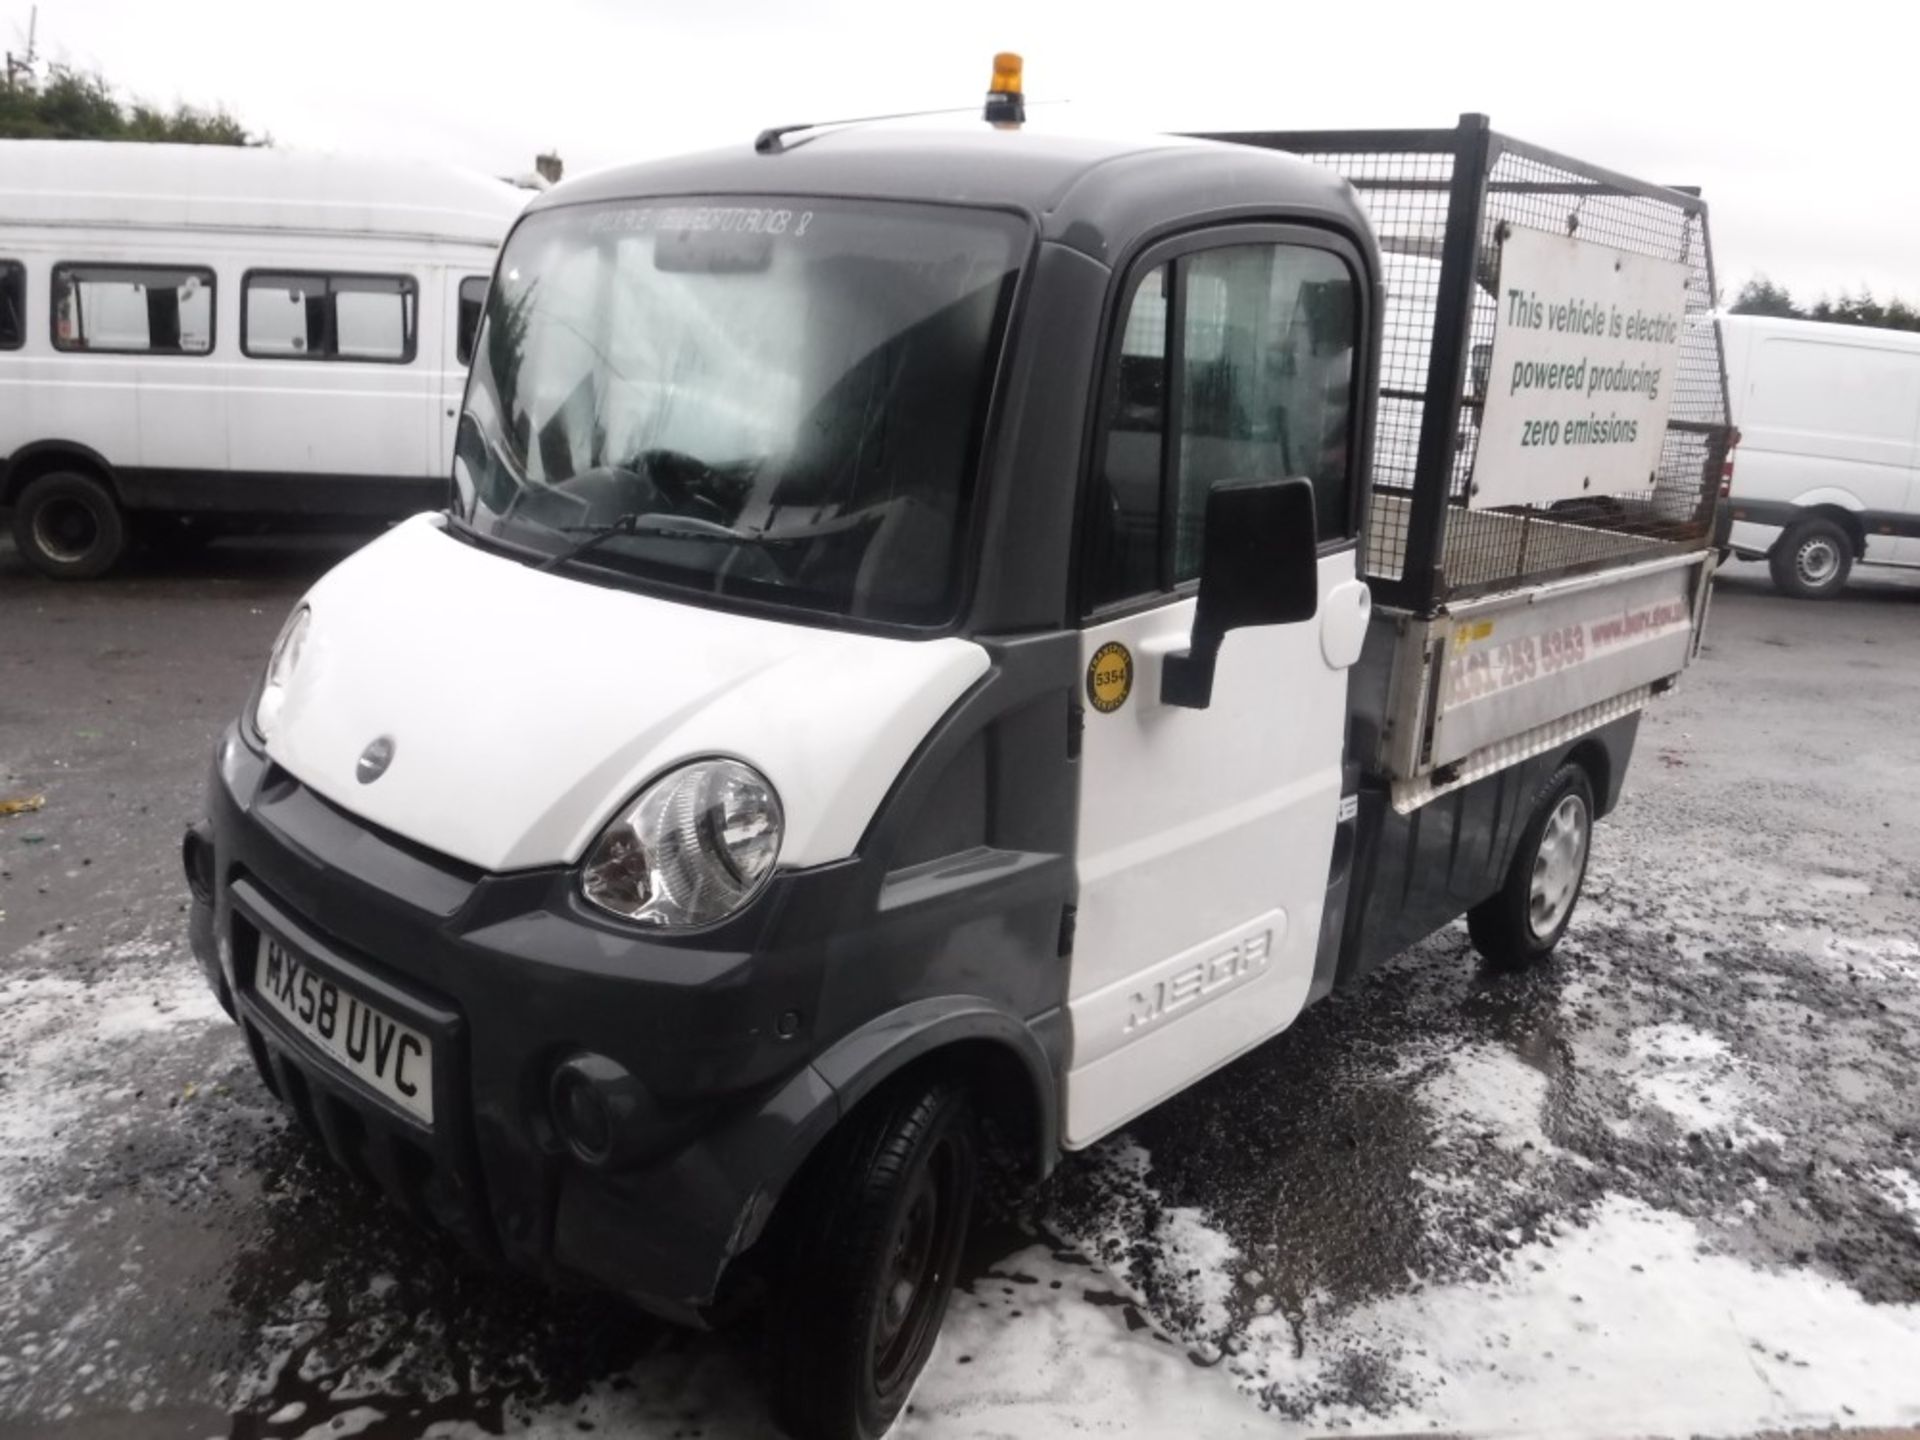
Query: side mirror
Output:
[[1162, 478, 1320, 709]]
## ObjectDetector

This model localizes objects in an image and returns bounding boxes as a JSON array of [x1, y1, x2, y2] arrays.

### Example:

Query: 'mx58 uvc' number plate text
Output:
[[253, 935, 434, 1124]]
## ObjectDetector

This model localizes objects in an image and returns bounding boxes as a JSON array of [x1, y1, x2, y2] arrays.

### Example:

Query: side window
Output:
[[1085, 241, 1358, 609], [51, 264, 215, 355], [0, 260, 23, 350], [243, 272, 418, 362], [1174, 245, 1355, 576], [456, 276, 489, 366], [1087, 266, 1169, 608]]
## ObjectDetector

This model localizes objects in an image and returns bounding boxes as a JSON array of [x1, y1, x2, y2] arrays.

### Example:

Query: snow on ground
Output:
[[1235, 1192, 1920, 1439], [1621, 1022, 1786, 1148], [1880, 1168, 1920, 1236], [0, 928, 234, 1407], [0, 937, 224, 1208], [1409, 1041, 1557, 1154], [1040, 1151, 1920, 1440]]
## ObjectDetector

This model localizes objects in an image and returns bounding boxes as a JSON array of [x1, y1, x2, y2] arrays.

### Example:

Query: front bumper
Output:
[[188, 726, 846, 1326]]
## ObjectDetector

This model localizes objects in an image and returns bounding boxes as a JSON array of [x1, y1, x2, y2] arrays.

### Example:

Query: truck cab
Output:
[[186, 107, 1726, 1440]]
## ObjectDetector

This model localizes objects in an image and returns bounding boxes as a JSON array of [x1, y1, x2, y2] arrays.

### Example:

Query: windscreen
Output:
[[454, 197, 1027, 625]]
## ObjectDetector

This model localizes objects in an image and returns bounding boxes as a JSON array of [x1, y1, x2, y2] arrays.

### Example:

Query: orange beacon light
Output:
[[985, 52, 1025, 127]]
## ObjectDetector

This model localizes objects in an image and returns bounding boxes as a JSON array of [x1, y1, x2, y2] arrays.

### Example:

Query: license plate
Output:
[[253, 935, 434, 1125]]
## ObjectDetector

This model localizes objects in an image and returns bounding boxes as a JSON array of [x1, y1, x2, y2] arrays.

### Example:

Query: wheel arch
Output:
[[1781, 502, 1867, 558], [732, 999, 1059, 1259], [1, 440, 119, 508], [1563, 737, 1615, 818]]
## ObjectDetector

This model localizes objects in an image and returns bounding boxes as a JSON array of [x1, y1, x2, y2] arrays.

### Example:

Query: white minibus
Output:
[[0, 141, 526, 577]]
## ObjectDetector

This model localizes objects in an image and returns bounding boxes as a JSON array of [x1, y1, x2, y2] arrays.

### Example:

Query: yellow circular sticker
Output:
[[1086, 641, 1134, 714]]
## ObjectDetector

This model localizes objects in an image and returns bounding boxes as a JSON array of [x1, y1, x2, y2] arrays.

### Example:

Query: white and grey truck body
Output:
[[185, 110, 1731, 1439]]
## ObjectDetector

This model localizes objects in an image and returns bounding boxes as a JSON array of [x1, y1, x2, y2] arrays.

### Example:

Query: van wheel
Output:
[[1769, 516, 1852, 599], [11, 472, 129, 580], [1468, 763, 1594, 970], [768, 1078, 977, 1440]]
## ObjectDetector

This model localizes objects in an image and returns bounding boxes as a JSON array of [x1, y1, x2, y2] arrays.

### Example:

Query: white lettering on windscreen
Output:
[[586, 205, 816, 238]]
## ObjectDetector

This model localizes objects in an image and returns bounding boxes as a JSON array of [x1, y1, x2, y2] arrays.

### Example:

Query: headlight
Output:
[[581, 759, 783, 927], [253, 605, 311, 741]]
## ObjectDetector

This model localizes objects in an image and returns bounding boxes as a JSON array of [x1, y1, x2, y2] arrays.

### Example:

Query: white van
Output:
[[0, 141, 527, 578], [1719, 313, 1920, 597]]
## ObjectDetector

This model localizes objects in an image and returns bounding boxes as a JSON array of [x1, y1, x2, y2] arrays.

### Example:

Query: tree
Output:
[[0, 63, 257, 144], [1729, 276, 1801, 318], [1729, 275, 1920, 334], [1809, 289, 1920, 335]]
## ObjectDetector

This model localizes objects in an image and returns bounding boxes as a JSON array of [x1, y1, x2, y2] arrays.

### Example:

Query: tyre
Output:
[[1468, 762, 1595, 970], [1768, 515, 1852, 599], [10, 471, 129, 580], [768, 1078, 978, 1440]]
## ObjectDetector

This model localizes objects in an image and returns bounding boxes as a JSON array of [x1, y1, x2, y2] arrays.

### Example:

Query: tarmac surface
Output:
[[1, 536, 1917, 1440]]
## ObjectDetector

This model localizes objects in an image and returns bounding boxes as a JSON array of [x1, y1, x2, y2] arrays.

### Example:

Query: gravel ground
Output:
[[0, 539, 1917, 1440]]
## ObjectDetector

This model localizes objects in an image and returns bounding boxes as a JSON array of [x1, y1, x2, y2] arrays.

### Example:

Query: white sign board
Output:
[[1472, 227, 1689, 509]]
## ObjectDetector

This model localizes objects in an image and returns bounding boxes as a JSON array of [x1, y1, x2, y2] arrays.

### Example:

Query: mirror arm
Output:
[[1161, 626, 1223, 709]]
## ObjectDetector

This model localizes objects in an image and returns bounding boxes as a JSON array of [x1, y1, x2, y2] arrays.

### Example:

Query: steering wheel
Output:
[[639, 448, 730, 525]]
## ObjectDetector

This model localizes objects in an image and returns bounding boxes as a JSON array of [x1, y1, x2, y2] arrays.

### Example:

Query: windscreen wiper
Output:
[[536, 512, 790, 573]]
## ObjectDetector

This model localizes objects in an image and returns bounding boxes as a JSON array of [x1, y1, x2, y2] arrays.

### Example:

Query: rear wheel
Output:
[[1468, 763, 1594, 969], [11, 471, 128, 579], [768, 1078, 977, 1440], [1769, 515, 1852, 599]]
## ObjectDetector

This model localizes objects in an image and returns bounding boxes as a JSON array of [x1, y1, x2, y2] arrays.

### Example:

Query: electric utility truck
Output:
[[185, 67, 1731, 1440]]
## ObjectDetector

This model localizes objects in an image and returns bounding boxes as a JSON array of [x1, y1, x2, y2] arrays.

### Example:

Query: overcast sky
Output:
[[13, 0, 1915, 304]]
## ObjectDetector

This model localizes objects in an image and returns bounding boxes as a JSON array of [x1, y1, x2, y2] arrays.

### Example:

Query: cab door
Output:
[[1064, 230, 1372, 1146]]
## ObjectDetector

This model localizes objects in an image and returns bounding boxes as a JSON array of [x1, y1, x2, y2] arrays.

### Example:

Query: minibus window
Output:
[[50, 264, 215, 355], [455, 198, 1026, 627], [243, 272, 418, 363], [456, 276, 488, 366], [0, 261, 23, 350]]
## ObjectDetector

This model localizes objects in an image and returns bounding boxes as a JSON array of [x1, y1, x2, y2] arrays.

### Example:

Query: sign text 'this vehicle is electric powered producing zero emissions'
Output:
[[1473, 226, 1689, 509]]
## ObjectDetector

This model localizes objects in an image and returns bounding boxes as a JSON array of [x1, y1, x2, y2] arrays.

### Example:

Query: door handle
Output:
[[1320, 580, 1372, 669]]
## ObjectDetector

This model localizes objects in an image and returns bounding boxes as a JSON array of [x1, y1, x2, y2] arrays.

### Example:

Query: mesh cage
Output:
[[1199, 118, 1733, 614]]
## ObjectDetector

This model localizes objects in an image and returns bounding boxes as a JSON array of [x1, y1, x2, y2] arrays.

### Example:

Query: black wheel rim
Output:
[[33, 497, 100, 565], [871, 1134, 962, 1399]]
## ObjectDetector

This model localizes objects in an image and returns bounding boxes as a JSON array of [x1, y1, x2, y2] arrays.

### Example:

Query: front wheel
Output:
[[1469, 763, 1594, 969], [768, 1078, 978, 1440], [1769, 515, 1852, 599]]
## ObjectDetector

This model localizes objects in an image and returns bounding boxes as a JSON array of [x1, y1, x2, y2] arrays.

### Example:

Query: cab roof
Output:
[[532, 127, 1370, 267]]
